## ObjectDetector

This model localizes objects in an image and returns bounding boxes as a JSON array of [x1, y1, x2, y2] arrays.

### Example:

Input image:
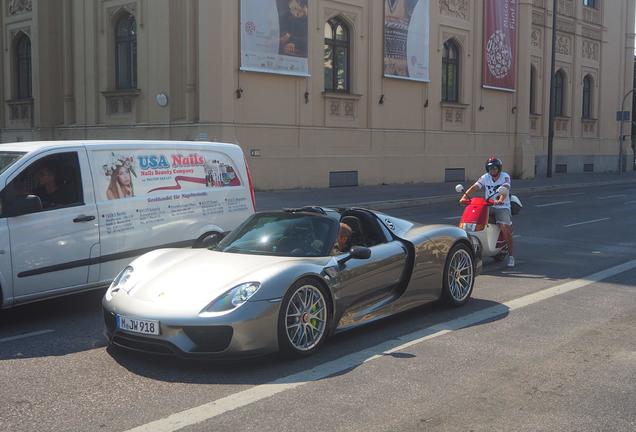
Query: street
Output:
[[1, 182, 635, 432]]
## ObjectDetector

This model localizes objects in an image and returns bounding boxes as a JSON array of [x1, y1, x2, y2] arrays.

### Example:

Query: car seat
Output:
[[341, 215, 366, 247]]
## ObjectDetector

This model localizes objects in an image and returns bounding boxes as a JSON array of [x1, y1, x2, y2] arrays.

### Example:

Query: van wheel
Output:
[[193, 232, 222, 249]]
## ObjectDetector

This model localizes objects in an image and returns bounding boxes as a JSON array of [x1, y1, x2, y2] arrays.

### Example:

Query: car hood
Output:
[[117, 248, 302, 312]]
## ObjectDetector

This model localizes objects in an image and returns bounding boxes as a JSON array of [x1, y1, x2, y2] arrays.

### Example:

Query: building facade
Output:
[[0, 0, 634, 189]]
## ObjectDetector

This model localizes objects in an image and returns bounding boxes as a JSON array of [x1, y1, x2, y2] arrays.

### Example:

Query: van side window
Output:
[[2, 152, 83, 215]]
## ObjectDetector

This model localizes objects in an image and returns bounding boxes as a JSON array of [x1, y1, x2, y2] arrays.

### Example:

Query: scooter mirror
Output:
[[455, 184, 465, 193]]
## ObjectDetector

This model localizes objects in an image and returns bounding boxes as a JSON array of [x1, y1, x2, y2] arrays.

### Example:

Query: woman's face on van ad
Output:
[[116, 167, 131, 186]]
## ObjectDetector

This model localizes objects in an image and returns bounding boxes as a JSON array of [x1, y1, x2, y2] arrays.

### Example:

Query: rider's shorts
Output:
[[492, 207, 512, 225]]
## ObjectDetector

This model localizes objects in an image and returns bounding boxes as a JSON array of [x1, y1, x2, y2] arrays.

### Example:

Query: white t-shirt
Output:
[[473, 171, 511, 209]]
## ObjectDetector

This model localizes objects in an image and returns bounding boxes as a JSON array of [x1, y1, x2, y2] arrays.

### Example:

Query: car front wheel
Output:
[[278, 278, 330, 357]]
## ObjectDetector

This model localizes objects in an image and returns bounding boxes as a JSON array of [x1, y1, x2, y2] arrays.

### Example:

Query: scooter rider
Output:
[[460, 157, 515, 267]]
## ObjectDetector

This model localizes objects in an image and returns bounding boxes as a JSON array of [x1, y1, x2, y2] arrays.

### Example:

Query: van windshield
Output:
[[0, 152, 26, 175]]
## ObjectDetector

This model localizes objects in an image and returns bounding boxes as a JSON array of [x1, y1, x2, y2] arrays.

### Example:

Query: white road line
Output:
[[123, 258, 636, 432], [625, 200, 636, 205], [598, 194, 627, 200], [534, 201, 574, 208], [443, 216, 461, 220], [0, 329, 54, 344], [531, 192, 584, 199], [563, 217, 610, 228]]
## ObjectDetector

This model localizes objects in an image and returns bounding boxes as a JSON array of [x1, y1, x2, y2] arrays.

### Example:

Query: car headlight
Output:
[[202, 282, 261, 313], [109, 266, 135, 294]]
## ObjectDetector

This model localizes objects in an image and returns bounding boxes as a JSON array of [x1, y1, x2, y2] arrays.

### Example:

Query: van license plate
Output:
[[116, 315, 160, 336]]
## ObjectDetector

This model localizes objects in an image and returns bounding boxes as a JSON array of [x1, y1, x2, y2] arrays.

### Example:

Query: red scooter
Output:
[[455, 184, 522, 262]]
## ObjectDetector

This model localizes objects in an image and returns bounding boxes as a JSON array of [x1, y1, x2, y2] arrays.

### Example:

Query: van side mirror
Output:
[[4, 195, 42, 217], [196, 231, 227, 249]]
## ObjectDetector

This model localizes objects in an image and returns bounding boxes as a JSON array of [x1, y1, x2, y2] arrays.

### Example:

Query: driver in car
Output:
[[332, 223, 352, 255]]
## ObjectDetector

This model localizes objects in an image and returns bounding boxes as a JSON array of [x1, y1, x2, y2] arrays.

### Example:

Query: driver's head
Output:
[[337, 223, 352, 251], [485, 156, 502, 178]]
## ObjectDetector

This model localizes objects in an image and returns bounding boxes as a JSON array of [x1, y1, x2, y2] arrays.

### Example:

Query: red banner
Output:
[[482, 0, 517, 91]]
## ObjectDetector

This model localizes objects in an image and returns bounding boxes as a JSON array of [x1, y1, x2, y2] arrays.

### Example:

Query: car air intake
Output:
[[182, 326, 233, 353]]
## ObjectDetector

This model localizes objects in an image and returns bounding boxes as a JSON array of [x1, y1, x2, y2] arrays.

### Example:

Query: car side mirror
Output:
[[3, 195, 42, 217], [338, 246, 372, 265], [197, 231, 227, 249], [455, 184, 465, 193]]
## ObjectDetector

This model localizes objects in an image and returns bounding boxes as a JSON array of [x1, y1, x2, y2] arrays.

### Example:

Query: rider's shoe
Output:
[[507, 255, 515, 268]]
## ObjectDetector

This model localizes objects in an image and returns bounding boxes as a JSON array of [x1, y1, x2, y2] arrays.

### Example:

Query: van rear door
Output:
[[4, 148, 99, 302]]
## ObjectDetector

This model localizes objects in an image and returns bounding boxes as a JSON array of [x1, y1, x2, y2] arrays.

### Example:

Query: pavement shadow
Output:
[[106, 298, 508, 386], [0, 289, 107, 360]]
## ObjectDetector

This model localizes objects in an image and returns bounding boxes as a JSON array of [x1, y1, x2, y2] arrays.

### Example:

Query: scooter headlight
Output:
[[460, 223, 477, 232]]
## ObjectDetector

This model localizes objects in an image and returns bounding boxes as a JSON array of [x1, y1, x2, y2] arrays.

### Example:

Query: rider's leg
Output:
[[499, 223, 513, 256]]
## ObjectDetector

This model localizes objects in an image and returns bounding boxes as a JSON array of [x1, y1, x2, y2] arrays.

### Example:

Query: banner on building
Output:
[[240, 0, 310, 77], [482, 0, 517, 91], [383, 0, 430, 82]]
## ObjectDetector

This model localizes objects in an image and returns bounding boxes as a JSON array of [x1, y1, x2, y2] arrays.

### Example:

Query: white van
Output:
[[0, 140, 255, 307]]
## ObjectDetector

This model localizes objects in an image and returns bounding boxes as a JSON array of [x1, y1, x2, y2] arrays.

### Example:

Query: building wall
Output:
[[1, 0, 634, 189]]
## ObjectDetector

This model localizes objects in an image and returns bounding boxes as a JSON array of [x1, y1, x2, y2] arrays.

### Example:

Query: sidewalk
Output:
[[255, 171, 636, 211]]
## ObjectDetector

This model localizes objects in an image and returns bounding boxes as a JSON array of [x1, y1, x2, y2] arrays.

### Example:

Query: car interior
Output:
[[339, 209, 391, 248]]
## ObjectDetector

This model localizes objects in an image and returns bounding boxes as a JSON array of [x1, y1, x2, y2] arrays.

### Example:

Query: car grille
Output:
[[111, 333, 176, 355], [182, 326, 233, 353]]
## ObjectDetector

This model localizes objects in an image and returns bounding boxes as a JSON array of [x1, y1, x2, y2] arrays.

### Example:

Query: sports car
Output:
[[102, 206, 481, 358]]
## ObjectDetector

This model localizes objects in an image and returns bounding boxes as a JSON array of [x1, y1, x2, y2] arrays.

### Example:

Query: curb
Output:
[[328, 178, 636, 211]]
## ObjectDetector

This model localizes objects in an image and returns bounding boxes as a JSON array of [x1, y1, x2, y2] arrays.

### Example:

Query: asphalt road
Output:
[[0, 183, 634, 432]]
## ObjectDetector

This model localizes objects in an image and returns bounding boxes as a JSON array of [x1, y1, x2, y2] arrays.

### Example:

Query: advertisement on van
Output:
[[94, 150, 242, 202]]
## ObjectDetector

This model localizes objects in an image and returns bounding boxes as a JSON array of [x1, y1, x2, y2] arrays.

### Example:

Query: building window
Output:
[[530, 65, 537, 114], [324, 18, 350, 93], [15, 33, 32, 100], [115, 13, 137, 90], [555, 69, 566, 116], [583, 0, 596, 8], [582, 75, 593, 119], [442, 39, 460, 103]]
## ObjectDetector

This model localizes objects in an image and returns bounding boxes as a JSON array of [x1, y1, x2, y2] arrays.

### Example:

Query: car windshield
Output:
[[214, 212, 339, 257], [0, 152, 26, 175]]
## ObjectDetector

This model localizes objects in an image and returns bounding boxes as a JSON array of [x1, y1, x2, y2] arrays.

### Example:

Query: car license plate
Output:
[[116, 315, 160, 336]]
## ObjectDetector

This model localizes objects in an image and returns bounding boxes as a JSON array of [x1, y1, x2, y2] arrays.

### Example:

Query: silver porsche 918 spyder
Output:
[[103, 206, 481, 358]]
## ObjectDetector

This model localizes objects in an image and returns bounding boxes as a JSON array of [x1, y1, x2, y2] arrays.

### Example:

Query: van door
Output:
[[2, 149, 99, 301]]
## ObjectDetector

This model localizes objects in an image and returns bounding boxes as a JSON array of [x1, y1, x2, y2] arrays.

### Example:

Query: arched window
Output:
[[582, 75, 593, 119], [15, 33, 32, 100], [442, 39, 460, 103], [115, 13, 137, 89], [555, 70, 566, 116], [530, 65, 537, 114], [324, 18, 350, 93]]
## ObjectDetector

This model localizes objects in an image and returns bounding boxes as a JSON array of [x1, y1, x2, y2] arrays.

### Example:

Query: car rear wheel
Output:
[[278, 278, 330, 358], [442, 243, 475, 307]]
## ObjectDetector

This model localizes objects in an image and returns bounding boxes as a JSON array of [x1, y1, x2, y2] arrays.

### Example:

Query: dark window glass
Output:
[[442, 40, 459, 103], [115, 13, 137, 89], [15, 33, 32, 99], [555, 70, 565, 116], [2, 152, 84, 216], [583, 0, 596, 8], [530, 65, 537, 114], [582, 75, 593, 119], [324, 18, 350, 93]]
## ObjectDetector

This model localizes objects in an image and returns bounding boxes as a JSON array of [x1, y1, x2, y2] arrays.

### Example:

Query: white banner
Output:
[[384, 0, 430, 82], [240, 0, 310, 76]]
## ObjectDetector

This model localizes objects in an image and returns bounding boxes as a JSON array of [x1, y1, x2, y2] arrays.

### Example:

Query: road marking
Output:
[[563, 217, 610, 228], [0, 329, 54, 344], [598, 194, 627, 200], [531, 192, 584, 199], [123, 258, 636, 432], [443, 216, 461, 221], [535, 201, 574, 208], [625, 200, 636, 205]]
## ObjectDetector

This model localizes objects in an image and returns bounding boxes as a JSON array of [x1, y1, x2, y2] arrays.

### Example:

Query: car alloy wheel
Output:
[[278, 279, 330, 357], [443, 244, 474, 306]]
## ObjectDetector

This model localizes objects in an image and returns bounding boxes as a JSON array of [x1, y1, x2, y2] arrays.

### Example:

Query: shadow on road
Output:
[[102, 298, 509, 386]]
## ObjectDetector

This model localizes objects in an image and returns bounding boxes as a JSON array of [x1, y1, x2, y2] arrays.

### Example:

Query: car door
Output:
[[3, 149, 99, 301]]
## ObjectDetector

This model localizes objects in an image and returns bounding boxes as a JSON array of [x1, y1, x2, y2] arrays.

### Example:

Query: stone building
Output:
[[0, 0, 634, 189]]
